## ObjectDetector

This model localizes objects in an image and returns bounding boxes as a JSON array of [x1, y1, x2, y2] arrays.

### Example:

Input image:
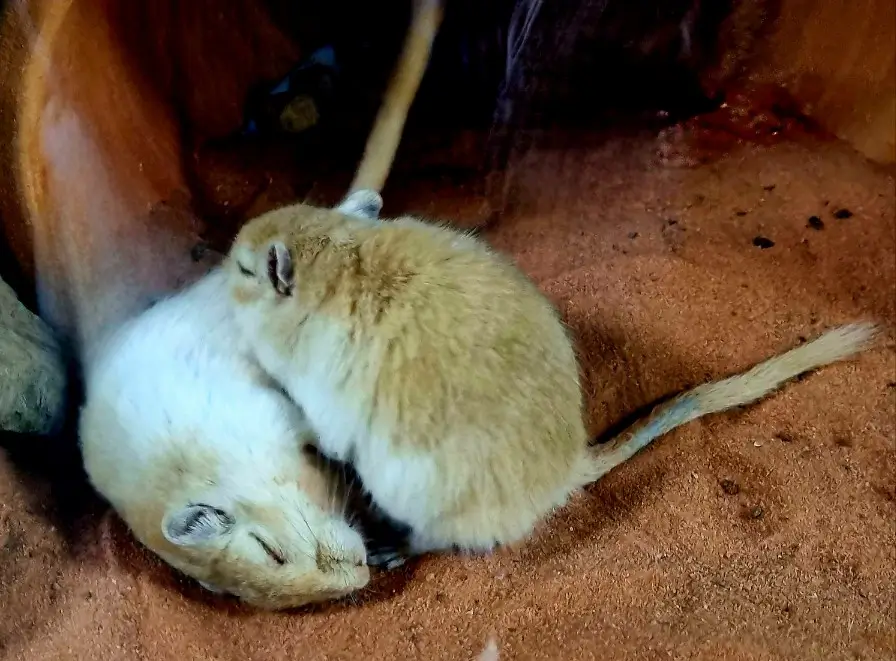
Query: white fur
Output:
[[79, 268, 368, 602], [336, 189, 383, 220], [80, 269, 305, 495]]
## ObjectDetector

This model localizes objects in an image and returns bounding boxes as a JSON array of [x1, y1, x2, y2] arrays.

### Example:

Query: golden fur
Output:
[[223, 195, 882, 561], [228, 202, 587, 552]]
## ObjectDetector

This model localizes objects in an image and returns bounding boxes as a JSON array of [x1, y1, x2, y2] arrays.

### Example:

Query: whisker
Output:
[[283, 505, 316, 553], [296, 507, 321, 548]]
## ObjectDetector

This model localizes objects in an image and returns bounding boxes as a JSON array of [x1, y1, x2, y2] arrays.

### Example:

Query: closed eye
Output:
[[237, 262, 255, 277], [251, 533, 286, 565]]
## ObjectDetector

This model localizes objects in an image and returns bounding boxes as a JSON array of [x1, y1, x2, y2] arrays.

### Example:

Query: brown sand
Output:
[[1, 121, 895, 659]]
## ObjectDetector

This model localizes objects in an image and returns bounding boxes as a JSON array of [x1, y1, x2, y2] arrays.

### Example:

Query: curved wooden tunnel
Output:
[[0, 0, 893, 350]]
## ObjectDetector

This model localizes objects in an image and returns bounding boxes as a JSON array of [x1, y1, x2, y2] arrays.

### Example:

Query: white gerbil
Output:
[[79, 268, 369, 608], [223, 187, 882, 566], [77, 0, 445, 607]]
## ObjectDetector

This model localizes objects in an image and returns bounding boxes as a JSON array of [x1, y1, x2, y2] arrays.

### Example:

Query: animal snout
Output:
[[315, 545, 368, 572]]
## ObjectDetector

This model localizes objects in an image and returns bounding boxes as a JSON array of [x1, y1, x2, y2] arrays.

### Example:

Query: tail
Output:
[[348, 0, 443, 194], [587, 322, 883, 481]]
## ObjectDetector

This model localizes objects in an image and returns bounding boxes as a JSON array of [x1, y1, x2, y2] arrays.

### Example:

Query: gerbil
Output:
[[76, 0, 444, 607], [79, 268, 369, 609], [224, 188, 881, 565]]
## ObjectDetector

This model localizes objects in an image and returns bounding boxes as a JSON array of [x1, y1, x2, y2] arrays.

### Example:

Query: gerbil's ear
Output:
[[337, 189, 383, 220], [267, 241, 294, 296], [163, 504, 235, 546]]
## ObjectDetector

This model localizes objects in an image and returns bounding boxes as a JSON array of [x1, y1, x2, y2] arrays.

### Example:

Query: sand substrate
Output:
[[1, 121, 894, 660]]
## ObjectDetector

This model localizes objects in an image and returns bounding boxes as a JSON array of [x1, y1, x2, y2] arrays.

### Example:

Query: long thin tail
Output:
[[588, 322, 883, 481], [348, 0, 443, 194]]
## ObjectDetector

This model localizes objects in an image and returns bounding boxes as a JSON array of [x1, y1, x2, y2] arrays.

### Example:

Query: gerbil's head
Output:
[[225, 189, 383, 305], [158, 480, 370, 610], [78, 270, 371, 611]]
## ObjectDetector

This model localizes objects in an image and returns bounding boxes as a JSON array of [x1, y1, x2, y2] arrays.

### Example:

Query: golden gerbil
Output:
[[223, 188, 882, 567]]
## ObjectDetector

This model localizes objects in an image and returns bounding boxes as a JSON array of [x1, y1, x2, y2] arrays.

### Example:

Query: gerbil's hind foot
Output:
[[367, 547, 411, 570], [361, 509, 414, 571], [354, 506, 413, 571]]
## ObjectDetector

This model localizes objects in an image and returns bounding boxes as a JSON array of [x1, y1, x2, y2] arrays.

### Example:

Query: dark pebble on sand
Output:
[[750, 506, 764, 519], [628, 231, 640, 239], [776, 432, 794, 443], [763, 184, 776, 191], [833, 208, 853, 219], [735, 210, 748, 217], [720, 479, 740, 496], [807, 216, 824, 230], [752, 236, 775, 249]]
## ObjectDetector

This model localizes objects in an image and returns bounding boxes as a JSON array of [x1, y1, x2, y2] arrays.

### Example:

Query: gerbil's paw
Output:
[[337, 189, 383, 220], [367, 549, 408, 571]]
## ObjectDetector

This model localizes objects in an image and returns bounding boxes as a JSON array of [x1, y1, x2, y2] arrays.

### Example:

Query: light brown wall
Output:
[[743, 0, 895, 164]]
